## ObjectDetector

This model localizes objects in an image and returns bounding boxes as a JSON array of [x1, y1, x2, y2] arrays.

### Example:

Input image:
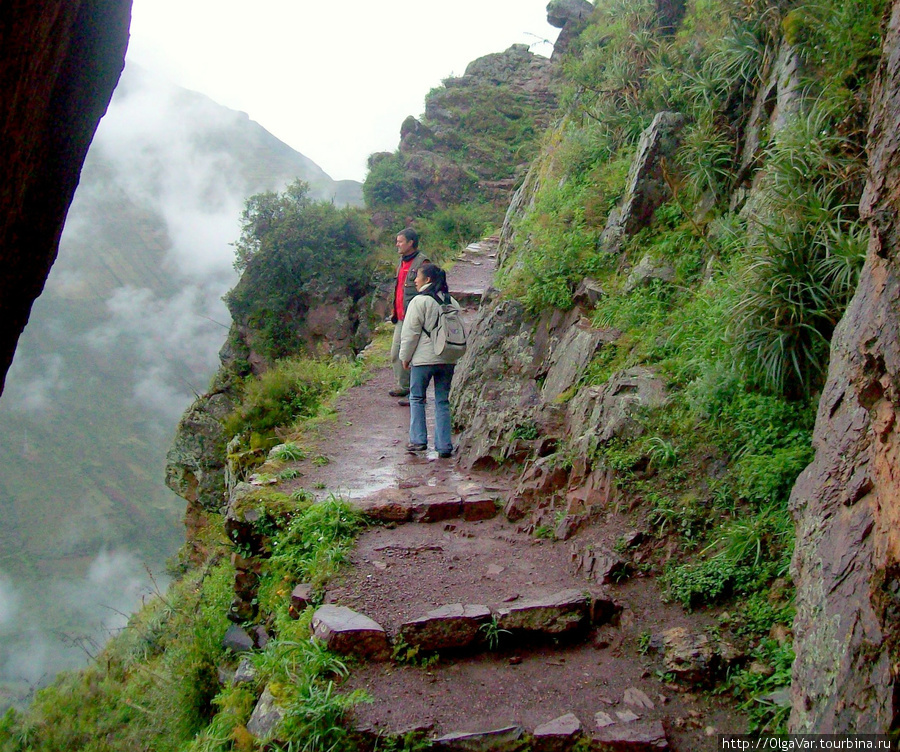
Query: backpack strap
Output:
[[419, 291, 445, 338]]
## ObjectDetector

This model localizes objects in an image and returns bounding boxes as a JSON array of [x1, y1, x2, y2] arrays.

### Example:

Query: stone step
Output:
[[315, 589, 620, 660], [399, 604, 492, 651], [355, 486, 500, 525], [494, 587, 589, 636], [311, 604, 391, 661], [345, 712, 669, 752]]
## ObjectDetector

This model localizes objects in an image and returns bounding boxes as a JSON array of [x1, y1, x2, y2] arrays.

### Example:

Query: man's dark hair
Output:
[[398, 227, 419, 249]]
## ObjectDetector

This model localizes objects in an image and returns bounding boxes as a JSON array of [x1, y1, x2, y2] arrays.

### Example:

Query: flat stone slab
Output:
[[623, 688, 655, 710], [311, 605, 390, 660], [590, 719, 668, 750], [400, 604, 492, 651], [533, 713, 583, 752], [432, 726, 527, 752], [495, 588, 589, 635], [290, 583, 313, 614]]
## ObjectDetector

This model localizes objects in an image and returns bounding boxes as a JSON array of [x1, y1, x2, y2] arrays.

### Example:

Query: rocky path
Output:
[[274, 239, 744, 751]]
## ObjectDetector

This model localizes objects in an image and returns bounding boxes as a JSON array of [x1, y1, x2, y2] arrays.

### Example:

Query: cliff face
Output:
[[790, 0, 900, 732], [0, 1, 132, 395]]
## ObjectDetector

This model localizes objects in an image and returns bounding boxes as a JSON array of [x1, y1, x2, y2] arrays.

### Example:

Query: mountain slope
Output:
[[0, 63, 361, 705]]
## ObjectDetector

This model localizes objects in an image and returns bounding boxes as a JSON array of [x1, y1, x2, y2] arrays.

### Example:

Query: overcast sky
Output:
[[127, 0, 561, 182]]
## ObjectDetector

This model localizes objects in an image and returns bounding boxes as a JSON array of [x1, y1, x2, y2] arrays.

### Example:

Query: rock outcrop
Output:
[[789, 0, 900, 732], [383, 44, 560, 214], [599, 112, 686, 254], [547, 0, 594, 59], [0, 1, 132, 394]]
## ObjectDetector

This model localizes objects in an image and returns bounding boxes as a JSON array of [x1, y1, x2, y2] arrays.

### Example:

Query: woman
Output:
[[398, 263, 462, 458]]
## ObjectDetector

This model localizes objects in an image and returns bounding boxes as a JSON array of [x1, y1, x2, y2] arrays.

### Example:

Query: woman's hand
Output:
[[402, 361, 411, 370]]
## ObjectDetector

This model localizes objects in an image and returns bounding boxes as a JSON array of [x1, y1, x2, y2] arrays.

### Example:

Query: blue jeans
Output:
[[409, 364, 455, 453]]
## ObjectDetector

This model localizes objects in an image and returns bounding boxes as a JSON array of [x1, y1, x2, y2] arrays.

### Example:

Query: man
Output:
[[389, 227, 427, 405]]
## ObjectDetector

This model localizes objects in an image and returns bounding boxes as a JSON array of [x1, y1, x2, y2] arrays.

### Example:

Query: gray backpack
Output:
[[422, 292, 467, 363]]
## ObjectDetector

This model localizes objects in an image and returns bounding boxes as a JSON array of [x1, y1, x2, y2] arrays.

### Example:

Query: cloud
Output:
[[92, 65, 249, 280], [0, 574, 20, 628], [2, 352, 68, 414], [85, 284, 231, 420], [0, 552, 164, 690]]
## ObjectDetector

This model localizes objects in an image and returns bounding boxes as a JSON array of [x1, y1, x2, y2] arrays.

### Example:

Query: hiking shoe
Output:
[[398, 398, 410, 406], [438, 451, 453, 459], [406, 443, 427, 453], [388, 388, 409, 397]]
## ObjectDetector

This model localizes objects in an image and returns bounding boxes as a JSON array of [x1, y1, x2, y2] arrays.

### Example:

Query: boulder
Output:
[[657, 627, 714, 682], [223, 625, 254, 654], [548, 0, 594, 58], [547, 0, 593, 28], [572, 545, 629, 585], [541, 320, 615, 403], [233, 656, 257, 686], [533, 713, 583, 752], [247, 685, 285, 740], [599, 112, 686, 254], [495, 588, 589, 635], [290, 583, 314, 614], [567, 367, 668, 458], [554, 513, 587, 541], [623, 254, 676, 293], [311, 605, 390, 661], [224, 483, 267, 554], [654, 627, 742, 683], [399, 604, 492, 651]]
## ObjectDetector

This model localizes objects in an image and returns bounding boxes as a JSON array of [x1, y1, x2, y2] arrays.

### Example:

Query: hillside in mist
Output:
[[0, 63, 361, 705]]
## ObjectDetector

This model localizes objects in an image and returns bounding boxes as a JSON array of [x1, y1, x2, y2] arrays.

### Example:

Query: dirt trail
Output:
[[283, 241, 743, 750]]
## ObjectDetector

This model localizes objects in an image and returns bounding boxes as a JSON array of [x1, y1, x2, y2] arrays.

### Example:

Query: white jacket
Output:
[[398, 285, 461, 366]]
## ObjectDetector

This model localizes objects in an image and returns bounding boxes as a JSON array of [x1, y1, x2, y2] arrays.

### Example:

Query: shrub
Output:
[[730, 102, 868, 397], [225, 181, 373, 359], [363, 152, 409, 209], [224, 357, 358, 437], [417, 204, 494, 262]]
